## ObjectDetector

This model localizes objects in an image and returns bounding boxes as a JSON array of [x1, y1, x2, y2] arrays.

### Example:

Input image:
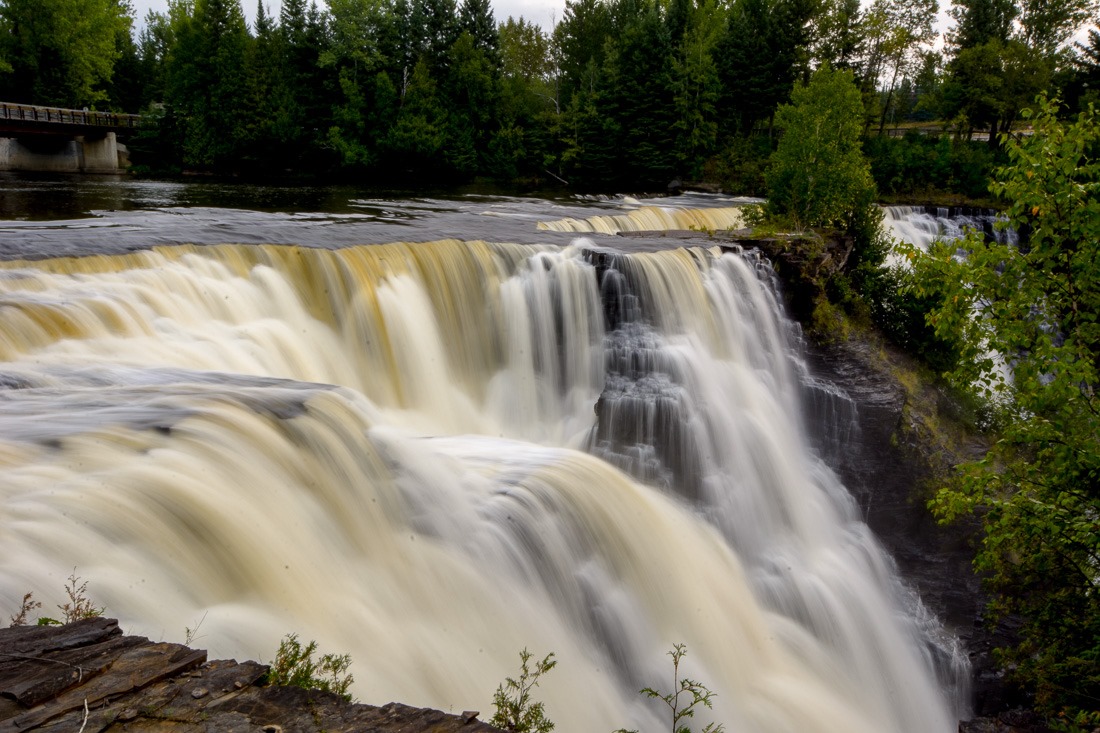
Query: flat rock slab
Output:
[[0, 619, 503, 733]]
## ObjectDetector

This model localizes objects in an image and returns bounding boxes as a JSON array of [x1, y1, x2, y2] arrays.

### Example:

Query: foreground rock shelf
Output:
[[0, 618, 502, 733]]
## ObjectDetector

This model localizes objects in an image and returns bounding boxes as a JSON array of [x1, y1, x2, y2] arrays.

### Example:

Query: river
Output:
[[0, 174, 963, 733]]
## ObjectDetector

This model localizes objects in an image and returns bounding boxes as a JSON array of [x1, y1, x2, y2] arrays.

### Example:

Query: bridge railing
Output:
[[0, 102, 142, 129]]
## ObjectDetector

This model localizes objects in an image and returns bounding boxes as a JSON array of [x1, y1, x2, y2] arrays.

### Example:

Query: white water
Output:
[[883, 205, 1016, 252], [537, 204, 746, 234], [0, 239, 958, 732]]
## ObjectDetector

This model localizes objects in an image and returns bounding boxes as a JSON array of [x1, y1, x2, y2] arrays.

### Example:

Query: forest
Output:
[[1, 0, 1097, 190]]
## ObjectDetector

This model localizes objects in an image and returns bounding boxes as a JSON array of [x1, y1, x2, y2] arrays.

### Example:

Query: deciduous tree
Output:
[[0, 0, 133, 107], [922, 97, 1100, 723]]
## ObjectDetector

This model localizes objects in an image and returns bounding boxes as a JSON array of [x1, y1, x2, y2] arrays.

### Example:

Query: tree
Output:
[[859, 0, 938, 134], [669, 0, 724, 177], [596, 0, 677, 184], [946, 0, 1016, 52], [322, 0, 390, 168], [458, 0, 500, 65], [553, 0, 611, 104], [1018, 0, 1100, 56], [494, 16, 557, 178], [764, 64, 877, 229], [717, 0, 816, 136], [810, 0, 864, 73], [164, 0, 253, 167], [922, 97, 1100, 723], [0, 0, 133, 107]]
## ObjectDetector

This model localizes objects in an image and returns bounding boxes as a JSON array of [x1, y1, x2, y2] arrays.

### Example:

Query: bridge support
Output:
[[0, 132, 129, 173]]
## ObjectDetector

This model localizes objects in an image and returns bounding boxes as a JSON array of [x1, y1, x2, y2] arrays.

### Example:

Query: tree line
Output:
[[0, 0, 1096, 186]]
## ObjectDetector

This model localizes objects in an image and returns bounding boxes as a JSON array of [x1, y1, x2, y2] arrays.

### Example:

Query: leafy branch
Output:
[[618, 644, 724, 733], [491, 649, 557, 733]]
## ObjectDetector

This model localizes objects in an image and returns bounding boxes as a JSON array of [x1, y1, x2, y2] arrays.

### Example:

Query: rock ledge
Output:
[[0, 617, 503, 733]]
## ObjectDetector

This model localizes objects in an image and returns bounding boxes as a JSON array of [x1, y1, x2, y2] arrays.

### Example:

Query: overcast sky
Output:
[[128, 0, 564, 32]]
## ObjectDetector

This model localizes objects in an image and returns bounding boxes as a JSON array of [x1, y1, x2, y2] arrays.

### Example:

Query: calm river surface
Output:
[[0, 173, 756, 257]]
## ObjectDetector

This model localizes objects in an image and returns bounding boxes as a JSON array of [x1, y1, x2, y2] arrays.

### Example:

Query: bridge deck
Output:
[[0, 102, 142, 136]]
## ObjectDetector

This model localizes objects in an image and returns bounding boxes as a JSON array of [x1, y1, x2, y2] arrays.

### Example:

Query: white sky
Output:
[[129, 0, 564, 32]]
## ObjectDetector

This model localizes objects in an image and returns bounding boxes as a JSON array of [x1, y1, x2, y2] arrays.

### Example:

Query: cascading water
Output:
[[883, 205, 1016, 252], [0, 236, 962, 732]]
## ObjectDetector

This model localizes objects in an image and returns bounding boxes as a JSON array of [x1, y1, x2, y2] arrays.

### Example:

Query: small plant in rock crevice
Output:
[[8, 592, 41, 627], [58, 570, 104, 623], [6, 570, 103, 627]]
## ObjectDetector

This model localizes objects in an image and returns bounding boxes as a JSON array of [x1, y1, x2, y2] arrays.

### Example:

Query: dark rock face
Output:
[[801, 338, 1038, 726], [0, 618, 505, 733]]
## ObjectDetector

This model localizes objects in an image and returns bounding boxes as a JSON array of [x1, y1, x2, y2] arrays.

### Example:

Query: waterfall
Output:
[[0, 240, 960, 732], [537, 205, 746, 234], [883, 205, 1016, 252]]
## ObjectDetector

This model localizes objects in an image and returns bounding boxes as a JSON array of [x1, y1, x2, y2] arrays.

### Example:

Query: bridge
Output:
[[0, 102, 143, 173]]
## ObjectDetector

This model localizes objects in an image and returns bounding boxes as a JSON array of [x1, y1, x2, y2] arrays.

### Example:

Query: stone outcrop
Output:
[[0, 618, 503, 733]]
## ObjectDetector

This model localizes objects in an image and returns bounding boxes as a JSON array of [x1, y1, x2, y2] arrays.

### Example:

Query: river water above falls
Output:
[[0, 178, 963, 733]]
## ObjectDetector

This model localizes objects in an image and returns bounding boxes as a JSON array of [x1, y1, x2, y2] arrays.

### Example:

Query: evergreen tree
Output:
[[165, 0, 252, 167], [413, 0, 459, 72], [1017, 0, 1100, 55], [581, 0, 676, 185], [324, 0, 391, 169], [441, 31, 498, 174], [458, 0, 501, 66], [493, 16, 557, 178], [717, 0, 814, 135], [946, 0, 1016, 51], [669, 0, 724, 177], [385, 58, 447, 171], [553, 0, 611, 104], [811, 0, 864, 73]]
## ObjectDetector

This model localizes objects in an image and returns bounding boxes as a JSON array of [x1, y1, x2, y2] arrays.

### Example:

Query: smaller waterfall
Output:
[[538, 205, 746, 234], [883, 205, 1016, 252]]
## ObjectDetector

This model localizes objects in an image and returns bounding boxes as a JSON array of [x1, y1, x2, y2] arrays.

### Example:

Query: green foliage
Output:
[[717, 0, 816, 137], [921, 96, 1100, 720], [0, 0, 133, 107], [617, 644, 724, 733], [858, 249, 966, 372], [765, 65, 877, 230], [267, 633, 355, 702], [491, 649, 556, 733], [864, 133, 1004, 199]]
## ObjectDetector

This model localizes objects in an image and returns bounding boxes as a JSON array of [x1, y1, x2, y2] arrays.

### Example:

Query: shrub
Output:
[[267, 633, 355, 702], [58, 571, 104, 623], [491, 649, 557, 733], [617, 644, 724, 733]]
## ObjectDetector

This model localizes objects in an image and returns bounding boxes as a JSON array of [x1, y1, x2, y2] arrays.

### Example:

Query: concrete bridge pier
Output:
[[0, 132, 129, 173]]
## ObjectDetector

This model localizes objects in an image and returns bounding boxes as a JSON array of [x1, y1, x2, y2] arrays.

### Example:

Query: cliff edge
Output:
[[0, 617, 502, 733]]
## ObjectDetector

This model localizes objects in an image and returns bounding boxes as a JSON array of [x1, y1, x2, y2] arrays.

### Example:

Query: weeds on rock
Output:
[[184, 611, 208, 645], [6, 570, 103, 627], [8, 592, 41, 627], [267, 633, 354, 702], [58, 570, 104, 623], [491, 649, 556, 733]]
